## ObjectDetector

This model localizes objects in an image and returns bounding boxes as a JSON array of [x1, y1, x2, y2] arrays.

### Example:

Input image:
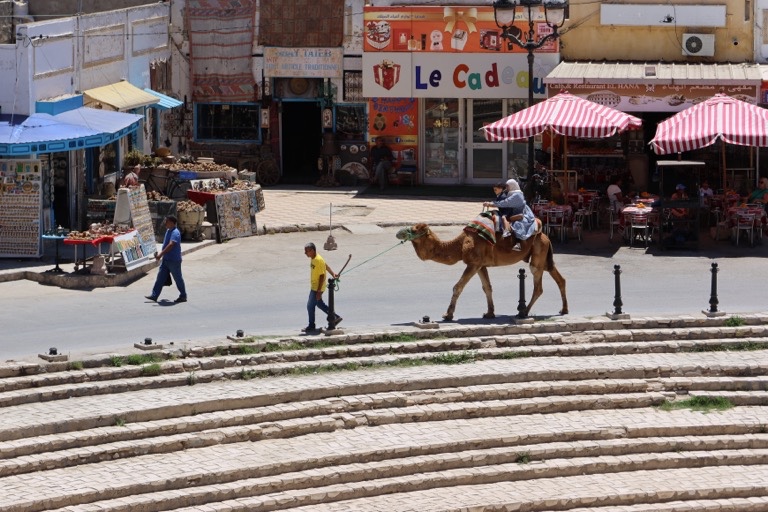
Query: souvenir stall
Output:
[[186, 180, 266, 242], [0, 160, 43, 258], [65, 185, 157, 273]]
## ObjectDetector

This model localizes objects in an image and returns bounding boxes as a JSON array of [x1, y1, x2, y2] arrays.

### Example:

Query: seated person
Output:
[[487, 181, 513, 235], [483, 179, 536, 251], [747, 177, 768, 209], [606, 176, 627, 213], [670, 183, 689, 218], [699, 180, 714, 199], [122, 165, 140, 188]]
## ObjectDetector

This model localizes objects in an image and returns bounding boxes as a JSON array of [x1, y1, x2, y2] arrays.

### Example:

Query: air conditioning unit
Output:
[[682, 33, 715, 57]]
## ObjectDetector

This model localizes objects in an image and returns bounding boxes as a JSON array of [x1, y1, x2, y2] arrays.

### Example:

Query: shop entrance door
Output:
[[466, 99, 530, 185], [281, 101, 322, 184]]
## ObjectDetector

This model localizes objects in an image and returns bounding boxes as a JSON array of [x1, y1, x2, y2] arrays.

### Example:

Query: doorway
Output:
[[281, 101, 322, 184]]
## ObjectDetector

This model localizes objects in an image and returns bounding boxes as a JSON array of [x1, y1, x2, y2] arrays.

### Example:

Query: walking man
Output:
[[303, 242, 341, 332], [146, 215, 187, 303]]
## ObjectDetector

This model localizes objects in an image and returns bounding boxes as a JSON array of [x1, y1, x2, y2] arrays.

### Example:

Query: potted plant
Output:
[[122, 149, 143, 169]]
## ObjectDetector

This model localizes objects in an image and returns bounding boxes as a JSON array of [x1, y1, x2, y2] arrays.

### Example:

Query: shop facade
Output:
[[0, 2, 173, 242], [362, 4, 560, 185], [544, 61, 763, 195]]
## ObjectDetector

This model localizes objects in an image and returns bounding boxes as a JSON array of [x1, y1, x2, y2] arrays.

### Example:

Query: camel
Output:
[[396, 222, 568, 320]]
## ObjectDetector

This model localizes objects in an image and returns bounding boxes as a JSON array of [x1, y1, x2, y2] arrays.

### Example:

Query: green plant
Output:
[[122, 149, 143, 168], [499, 350, 530, 359], [658, 396, 734, 412], [187, 371, 197, 386], [724, 316, 746, 327], [141, 363, 162, 376], [233, 345, 259, 355], [109, 355, 124, 367], [430, 351, 476, 365], [686, 342, 764, 352], [125, 353, 160, 365], [114, 417, 126, 427], [241, 368, 259, 380], [68, 361, 84, 371], [515, 453, 531, 464]]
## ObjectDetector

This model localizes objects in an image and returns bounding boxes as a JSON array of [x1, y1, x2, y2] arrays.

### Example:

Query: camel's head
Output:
[[396, 223, 430, 243]]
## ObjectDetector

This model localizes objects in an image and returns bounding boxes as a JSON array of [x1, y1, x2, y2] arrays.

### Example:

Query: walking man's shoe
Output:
[[301, 324, 317, 333], [174, 296, 187, 303], [145, 295, 157, 302], [333, 315, 343, 326]]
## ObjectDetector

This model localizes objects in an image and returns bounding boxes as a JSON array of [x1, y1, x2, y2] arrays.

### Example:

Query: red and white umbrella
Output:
[[650, 93, 768, 154], [481, 91, 642, 142], [650, 93, 768, 188]]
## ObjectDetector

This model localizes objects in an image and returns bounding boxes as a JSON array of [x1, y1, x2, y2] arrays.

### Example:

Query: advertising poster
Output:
[[368, 97, 419, 170], [363, 6, 558, 54]]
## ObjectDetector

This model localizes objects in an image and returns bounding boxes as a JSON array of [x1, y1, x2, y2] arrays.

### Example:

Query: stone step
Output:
[[658, 376, 768, 392], [207, 465, 768, 512], [29, 451, 768, 512], [1, 351, 767, 442], [552, 497, 768, 512], [1, 341, 767, 413], [1, 407, 765, 510], [0, 391, 667, 475], [0, 378, 653, 459], [1, 321, 767, 386]]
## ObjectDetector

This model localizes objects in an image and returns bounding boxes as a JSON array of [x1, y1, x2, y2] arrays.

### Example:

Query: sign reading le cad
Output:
[[264, 47, 343, 79]]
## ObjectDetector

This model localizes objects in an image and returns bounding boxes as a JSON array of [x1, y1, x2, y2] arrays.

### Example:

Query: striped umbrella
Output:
[[650, 93, 768, 154], [650, 93, 768, 188], [481, 91, 642, 142]]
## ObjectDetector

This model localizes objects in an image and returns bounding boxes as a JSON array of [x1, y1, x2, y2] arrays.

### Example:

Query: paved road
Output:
[[2, 224, 767, 362]]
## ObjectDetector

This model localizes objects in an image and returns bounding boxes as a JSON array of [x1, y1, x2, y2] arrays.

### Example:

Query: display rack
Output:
[[0, 159, 43, 258]]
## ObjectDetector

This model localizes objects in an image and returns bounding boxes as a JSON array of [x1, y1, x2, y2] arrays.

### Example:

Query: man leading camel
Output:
[[483, 178, 536, 251]]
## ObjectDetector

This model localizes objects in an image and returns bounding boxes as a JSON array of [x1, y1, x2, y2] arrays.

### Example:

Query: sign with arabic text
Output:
[[546, 83, 758, 112]]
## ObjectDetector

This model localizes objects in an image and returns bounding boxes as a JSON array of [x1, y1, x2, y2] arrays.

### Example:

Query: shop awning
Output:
[[0, 108, 142, 156], [545, 62, 762, 86], [143, 88, 183, 110], [83, 81, 160, 111]]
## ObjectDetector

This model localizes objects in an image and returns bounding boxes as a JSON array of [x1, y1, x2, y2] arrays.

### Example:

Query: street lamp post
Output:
[[493, 0, 567, 179]]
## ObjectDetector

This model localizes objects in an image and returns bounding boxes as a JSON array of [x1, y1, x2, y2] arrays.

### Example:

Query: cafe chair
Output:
[[734, 212, 756, 246], [607, 207, 622, 241], [586, 195, 601, 229], [572, 209, 585, 242], [545, 207, 567, 243], [628, 213, 651, 248]]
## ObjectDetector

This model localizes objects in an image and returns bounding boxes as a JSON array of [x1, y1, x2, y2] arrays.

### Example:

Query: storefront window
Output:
[[335, 104, 367, 141], [424, 99, 460, 179], [195, 103, 262, 142]]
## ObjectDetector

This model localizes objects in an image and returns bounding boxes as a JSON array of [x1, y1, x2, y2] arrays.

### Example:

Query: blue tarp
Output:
[[0, 108, 142, 155]]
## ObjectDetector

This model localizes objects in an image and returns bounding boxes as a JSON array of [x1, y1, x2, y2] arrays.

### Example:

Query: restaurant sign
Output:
[[546, 83, 758, 112], [264, 47, 343, 78]]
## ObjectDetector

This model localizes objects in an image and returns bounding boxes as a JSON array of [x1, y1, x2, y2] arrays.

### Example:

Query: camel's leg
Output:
[[524, 264, 545, 316], [443, 265, 480, 321], [548, 265, 569, 315], [477, 267, 495, 319]]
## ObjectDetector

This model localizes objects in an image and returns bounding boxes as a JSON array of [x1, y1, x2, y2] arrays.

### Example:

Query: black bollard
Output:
[[327, 277, 337, 330], [708, 262, 719, 314], [612, 264, 623, 316], [517, 268, 528, 319]]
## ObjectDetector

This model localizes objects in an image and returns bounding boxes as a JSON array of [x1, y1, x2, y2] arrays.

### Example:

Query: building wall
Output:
[[561, 0, 753, 63]]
